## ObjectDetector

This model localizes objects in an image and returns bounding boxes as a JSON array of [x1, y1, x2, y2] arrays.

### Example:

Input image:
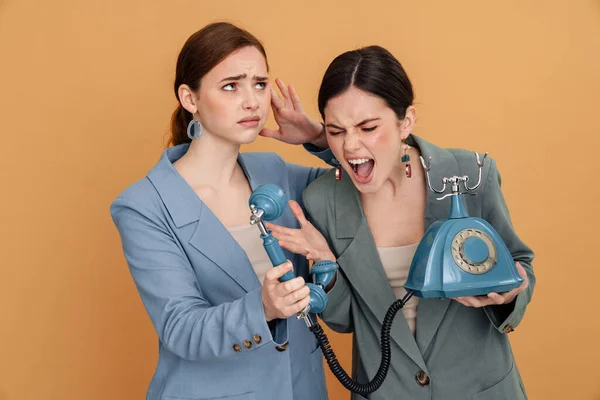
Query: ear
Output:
[[399, 105, 416, 140], [178, 84, 199, 115]]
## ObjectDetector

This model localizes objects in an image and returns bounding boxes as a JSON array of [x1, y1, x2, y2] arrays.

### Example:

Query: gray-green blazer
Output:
[[303, 135, 535, 400]]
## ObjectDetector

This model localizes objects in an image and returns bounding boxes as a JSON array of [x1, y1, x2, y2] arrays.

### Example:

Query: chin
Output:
[[239, 132, 260, 145], [353, 180, 382, 194], [235, 127, 261, 145], [347, 172, 382, 194]]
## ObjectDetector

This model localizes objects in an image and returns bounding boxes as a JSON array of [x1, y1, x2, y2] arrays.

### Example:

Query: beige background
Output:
[[1, 0, 599, 399]]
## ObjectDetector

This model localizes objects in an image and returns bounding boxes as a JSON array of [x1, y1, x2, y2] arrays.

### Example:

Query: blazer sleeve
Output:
[[481, 161, 536, 333], [110, 197, 288, 362], [302, 143, 339, 167], [303, 185, 355, 333], [284, 160, 330, 205]]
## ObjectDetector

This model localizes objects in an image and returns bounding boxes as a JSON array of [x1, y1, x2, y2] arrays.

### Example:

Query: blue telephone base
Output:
[[405, 217, 523, 299]]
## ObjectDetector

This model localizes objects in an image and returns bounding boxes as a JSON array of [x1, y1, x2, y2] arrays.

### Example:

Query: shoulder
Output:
[[110, 177, 162, 220], [412, 135, 498, 187], [240, 151, 284, 168], [303, 169, 337, 213], [446, 147, 498, 189], [240, 151, 292, 189]]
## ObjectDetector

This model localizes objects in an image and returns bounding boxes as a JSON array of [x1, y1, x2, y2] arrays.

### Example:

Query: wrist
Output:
[[324, 251, 336, 263], [262, 299, 274, 322], [308, 121, 328, 149]]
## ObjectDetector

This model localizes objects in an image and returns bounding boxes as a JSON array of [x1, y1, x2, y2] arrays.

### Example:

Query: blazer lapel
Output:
[[188, 207, 260, 293], [408, 135, 458, 353], [147, 145, 261, 293], [333, 169, 427, 371]]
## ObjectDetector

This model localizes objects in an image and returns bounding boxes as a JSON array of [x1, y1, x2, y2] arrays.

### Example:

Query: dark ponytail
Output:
[[169, 104, 193, 146], [167, 22, 268, 147]]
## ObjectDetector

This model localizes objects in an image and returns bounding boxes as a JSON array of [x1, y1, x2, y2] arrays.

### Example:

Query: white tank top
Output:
[[377, 243, 420, 335], [228, 224, 273, 286]]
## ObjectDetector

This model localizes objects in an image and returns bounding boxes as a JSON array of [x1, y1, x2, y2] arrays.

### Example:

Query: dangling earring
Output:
[[402, 140, 412, 178], [187, 119, 203, 140], [331, 157, 342, 181]]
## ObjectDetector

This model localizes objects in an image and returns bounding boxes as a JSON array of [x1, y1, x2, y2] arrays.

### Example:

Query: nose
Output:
[[343, 130, 361, 152], [242, 88, 259, 111]]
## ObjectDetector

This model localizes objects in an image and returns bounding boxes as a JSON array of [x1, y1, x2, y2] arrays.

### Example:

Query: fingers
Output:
[[497, 286, 521, 304], [265, 223, 297, 238], [280, 282, 310, 303], [275, 78, 291, 107], [515, 262, 529, 289], [288, 84, 304, 112], [486, 292, 507, 305], [274, 276, 306, 297], [262, 270, 311, 320], [288, 200, 309, 228], [270, 85, 285, 111], [281, 294, 311, 317], [453, 297, 470, 307], [265, 224, 309, 255], [259, 127, 282, 139], [278, 240, 309, 256], [455, 288, 524, 308], [264, 261, 294, 285], [454, 295, 496, 308]]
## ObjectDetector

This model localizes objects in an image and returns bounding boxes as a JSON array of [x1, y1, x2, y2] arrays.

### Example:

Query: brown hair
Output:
[[168, 22, 268, 146]]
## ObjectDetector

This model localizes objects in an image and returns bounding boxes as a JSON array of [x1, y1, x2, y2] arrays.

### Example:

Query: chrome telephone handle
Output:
[[420, 152, 488, 200]]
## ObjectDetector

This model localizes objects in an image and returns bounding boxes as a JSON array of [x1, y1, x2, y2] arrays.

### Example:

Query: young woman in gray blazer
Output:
[[268, 46, 535, 400], [110, 22, 332, 400]]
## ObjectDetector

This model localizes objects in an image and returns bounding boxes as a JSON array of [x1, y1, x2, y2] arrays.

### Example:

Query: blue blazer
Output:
[[110, 144, 330, 400]]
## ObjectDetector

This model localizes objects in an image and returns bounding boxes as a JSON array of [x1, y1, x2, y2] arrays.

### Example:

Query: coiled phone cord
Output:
[[308, 290, 414, 396]]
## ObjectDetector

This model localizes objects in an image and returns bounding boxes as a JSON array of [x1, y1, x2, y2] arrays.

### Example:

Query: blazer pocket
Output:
[[164, 393, 255, 400], [472, 362, 526, 400]]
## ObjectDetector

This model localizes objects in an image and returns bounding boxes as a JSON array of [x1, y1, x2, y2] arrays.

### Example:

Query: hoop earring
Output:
[[187, 119, 203, 140]]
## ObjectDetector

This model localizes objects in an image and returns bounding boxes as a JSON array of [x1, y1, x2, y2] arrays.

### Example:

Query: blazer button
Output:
[[253, 334, 262, 344], [233, 344, 242, 352], [244, 340, 252, 349], [275, 341, 289, 352], [415, 371, 430, 386], [503, 324, 514, 334]]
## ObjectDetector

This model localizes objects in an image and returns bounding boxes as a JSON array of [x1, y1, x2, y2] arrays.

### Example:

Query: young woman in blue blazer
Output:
[[110, 22, 331, 400]]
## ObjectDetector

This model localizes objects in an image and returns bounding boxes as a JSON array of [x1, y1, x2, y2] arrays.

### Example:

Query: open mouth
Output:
[[347, 158, 375, 184]]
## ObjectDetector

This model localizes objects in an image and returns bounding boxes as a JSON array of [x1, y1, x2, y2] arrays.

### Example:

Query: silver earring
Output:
[[187, 119, 203, 140]]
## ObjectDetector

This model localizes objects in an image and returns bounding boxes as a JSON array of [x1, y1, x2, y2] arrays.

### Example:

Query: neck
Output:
[[361, 163, 408, 204], [361, 145, 423, 204], [174, 133, 242, 190]]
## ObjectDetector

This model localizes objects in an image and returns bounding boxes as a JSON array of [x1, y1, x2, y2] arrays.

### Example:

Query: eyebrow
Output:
[[219, 74, 268, 83], [326, 118, 381, 129]]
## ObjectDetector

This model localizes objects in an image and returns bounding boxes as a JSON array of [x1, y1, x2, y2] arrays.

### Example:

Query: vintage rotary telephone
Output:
[[404, 152, 523, 297], [248, 152, 523, 396]]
